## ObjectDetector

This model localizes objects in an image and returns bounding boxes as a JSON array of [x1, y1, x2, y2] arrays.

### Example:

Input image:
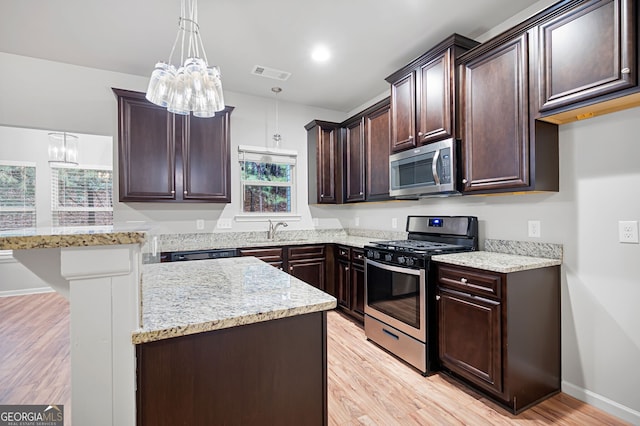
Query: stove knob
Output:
[[374, 251, 381, 259], [384, 254, 392, 262], [398, 256, 405, 264], [366, 250, 374, 258], [405, 257, 415, 267]]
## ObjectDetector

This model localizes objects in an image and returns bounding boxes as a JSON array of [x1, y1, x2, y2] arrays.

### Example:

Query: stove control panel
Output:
[[365, 248, 425, 270]]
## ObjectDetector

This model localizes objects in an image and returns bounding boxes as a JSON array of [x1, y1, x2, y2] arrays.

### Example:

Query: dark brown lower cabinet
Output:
[[137, 311, 328, 426], [436, 263, 560, 414], [334, 246, 365, 323], [239, 244, 326, 290]]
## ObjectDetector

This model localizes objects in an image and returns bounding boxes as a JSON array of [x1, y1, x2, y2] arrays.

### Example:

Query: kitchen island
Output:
[[135, 257, 336, 425], [0, 229, 336, 426]]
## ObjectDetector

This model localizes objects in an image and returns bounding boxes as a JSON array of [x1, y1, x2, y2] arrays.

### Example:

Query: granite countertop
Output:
[[151, 228, 403, 254], [132, 256, 337, 344], [0, 227, 146, 250], [432, 251, 562, 273]]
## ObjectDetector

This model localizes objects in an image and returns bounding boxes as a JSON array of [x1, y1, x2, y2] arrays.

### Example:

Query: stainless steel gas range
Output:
[[364, 215, 478, 375]]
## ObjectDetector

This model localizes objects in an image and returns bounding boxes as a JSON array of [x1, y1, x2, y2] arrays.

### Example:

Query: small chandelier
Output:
[[146, 0, 225, 118], [272, 87, 282, 147], [48, 132, 79, 165]]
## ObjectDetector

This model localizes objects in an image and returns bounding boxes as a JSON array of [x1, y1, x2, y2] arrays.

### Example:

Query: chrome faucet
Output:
[[267, 219, 288, 240]]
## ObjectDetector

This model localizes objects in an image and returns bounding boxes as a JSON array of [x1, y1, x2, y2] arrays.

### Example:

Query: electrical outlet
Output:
[[217, 218, 232, 229], [528, 220, 541, 238], [354, 217, 360, 227], [391, 218, 398, 229], [619, 221, 639, 243], [196, 219, 205, 230]]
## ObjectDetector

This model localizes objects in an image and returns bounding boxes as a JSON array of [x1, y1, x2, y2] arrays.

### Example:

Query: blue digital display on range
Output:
[[429, 218, 443, 227]]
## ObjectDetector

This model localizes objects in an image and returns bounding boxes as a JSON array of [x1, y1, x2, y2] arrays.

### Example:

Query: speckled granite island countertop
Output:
[[0, 227, 146, 250], [133, 256, 337, 344], [432, 251, 562, 273]]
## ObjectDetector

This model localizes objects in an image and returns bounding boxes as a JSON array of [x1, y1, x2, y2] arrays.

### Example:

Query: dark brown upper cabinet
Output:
[[537, 0, 638, 118], [459, 19, 559, 194], [113, 88, 233, 203], [306, 120, 343, 204], [307, 99, 390, 205], [364, 101, 392, 201], [344, 117, 366, 202], [386, 34, 479, 153]]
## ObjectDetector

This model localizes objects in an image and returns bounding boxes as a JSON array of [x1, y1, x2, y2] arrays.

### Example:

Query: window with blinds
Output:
[[238, 145, 297, 214], [51, 166, 113, 227], [0, 162, 36, 231]]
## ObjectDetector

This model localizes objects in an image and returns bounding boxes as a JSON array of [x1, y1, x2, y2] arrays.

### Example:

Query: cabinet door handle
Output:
[[436, 295, 441, 301], [460, 277, 468, 284], [622, 67, 631, 74]]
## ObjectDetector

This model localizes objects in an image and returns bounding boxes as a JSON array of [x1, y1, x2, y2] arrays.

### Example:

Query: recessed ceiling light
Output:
[[311, 45, 331, 62]]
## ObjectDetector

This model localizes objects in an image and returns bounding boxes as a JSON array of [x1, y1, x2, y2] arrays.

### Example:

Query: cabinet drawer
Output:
[[336, 245, 351, 260], [351, 248, 365, 265], [438, 265, 502, 299], [288, 245, 325, 260], [238, 247, 283, 263]]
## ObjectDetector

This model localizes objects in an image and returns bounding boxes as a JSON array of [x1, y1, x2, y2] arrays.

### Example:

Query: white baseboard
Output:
[[0, 287, 54, 298], [562, 381, 640, 425]]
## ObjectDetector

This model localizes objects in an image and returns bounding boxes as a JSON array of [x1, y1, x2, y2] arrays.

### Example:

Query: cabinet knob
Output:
[[622, 67, 631, 74], [460, 277, 468, 284], [418, 132, 423, 136], [359, 191, 363, 195], [170, 190, 176, 194], [346, 267, 349, 271], [184, 190, 188, 195], [320, 194, 324, 198], [462, 178, 468, 184], [408, 135, 413, 140], [289, 266, 293, 271], [436, 295, 441, 301]]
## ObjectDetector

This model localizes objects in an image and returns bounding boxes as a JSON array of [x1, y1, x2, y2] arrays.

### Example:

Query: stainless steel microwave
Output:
[[389, 138, 459, 198]]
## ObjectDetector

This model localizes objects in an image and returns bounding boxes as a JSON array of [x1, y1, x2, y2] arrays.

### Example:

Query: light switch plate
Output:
[[619, 220, 639, 243]]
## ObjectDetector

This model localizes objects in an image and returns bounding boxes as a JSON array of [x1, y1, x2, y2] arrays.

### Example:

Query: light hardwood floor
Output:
[[0, 292, 630, 425]]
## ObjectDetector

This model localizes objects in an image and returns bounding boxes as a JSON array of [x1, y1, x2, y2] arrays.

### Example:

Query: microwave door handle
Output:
[[432, 149, 440, 185]]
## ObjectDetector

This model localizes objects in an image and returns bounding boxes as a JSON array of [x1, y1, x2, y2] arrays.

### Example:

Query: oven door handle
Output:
[[365, 258, 421, 276]]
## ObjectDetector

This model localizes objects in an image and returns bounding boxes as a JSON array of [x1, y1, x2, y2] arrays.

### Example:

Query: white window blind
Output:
[[0, 162, 36, 231], [238, 145, 297, 214], [51, 166, 113, 227]]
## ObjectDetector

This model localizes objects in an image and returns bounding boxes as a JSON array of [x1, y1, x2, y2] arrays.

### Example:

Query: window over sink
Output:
[[238, 145, 297, 215]]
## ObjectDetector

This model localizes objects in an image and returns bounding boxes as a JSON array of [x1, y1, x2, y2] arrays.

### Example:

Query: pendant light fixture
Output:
[[146, 0, 225, 118], [272, 87, 282, 148], [48, 132, 79, 165]]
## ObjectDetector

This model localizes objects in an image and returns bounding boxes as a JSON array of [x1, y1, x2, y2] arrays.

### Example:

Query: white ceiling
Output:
[[0, 0, 545, 112]]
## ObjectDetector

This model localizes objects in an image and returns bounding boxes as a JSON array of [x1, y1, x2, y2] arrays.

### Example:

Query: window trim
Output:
[[237, 145, 297, 216], [50, 164, 113, 228], [0, 161, 37, 232]]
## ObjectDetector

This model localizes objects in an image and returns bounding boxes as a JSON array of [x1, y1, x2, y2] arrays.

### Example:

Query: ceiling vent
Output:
[[251, 65, 291, 81]]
